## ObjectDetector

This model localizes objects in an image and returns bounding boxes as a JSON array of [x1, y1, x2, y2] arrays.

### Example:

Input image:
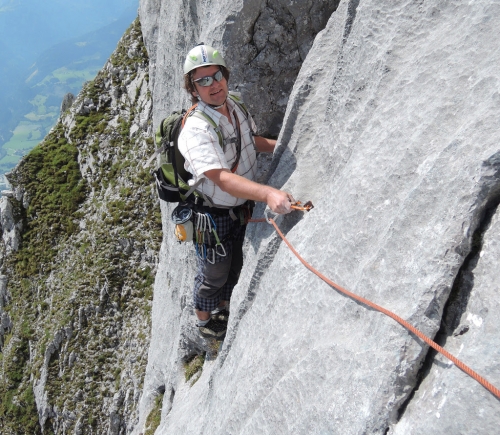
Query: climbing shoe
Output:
[[198, 318, 227, 341], [211, 308, 230, 323]]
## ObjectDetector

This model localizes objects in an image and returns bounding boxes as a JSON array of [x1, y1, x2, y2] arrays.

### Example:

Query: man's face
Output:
[[191, 65, 228, 107]]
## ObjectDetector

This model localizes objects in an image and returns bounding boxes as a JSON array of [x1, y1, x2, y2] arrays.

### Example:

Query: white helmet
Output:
[[183, 44, 227, 75]]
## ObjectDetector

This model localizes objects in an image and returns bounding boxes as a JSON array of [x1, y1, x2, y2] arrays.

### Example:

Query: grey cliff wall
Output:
[[135, 0, 500, 434], [140, 0, 339, 136]]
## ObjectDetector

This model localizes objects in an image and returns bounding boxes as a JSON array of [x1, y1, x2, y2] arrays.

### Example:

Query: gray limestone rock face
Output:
[[0, 196, 22, 253], [139, 0, 340, 136], [136, 0, 500, 434], [60, 92, 75, 115], [390, 208, 500, 434]]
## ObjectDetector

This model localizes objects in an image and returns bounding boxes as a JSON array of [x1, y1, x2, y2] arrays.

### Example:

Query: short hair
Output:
[[183, 65, 230, 104]]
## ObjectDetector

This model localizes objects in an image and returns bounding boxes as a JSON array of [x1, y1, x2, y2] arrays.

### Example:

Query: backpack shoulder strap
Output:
[[182, 104, 199, 128], [227, 92, 249, 118], [185, 108, 224, 149]]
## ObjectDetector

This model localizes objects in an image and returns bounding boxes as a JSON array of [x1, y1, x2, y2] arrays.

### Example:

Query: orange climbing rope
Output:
[[249, 206, 500, 400]]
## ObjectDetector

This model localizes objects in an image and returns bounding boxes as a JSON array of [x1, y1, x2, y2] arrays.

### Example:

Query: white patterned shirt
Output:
[[178, 94, 258, 207]]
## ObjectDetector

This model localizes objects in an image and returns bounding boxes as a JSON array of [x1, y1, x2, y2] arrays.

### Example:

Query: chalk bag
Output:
[[171, 205, 194, 242]]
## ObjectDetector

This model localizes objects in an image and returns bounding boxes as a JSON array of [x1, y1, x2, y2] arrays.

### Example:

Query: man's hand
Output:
[[265, 189, 295, 214], [254, 136, 276, 153]]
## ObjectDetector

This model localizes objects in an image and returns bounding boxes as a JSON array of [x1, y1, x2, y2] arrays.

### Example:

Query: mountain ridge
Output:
[[0, 18, 160, 433]]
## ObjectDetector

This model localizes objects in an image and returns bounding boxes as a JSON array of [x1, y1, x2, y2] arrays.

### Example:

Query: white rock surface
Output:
[[390, 210, 500, 434], [0, 196, 22, 253], [136, 0, 500, 433]]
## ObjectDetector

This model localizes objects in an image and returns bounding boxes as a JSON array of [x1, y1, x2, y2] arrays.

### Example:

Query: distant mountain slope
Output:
[[0, 39, 27, 145], [27, 8, 139, 81], [0, 4, 138, 181], [0, 0, 138, 65]]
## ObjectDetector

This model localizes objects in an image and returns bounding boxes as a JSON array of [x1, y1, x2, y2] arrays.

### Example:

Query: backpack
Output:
[[147, 93, 249, 204]]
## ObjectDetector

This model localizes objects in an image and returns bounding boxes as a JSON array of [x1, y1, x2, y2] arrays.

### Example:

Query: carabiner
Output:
[[206, 248, 216, 264], [209, 217, 226, 257], [264, 208, 278, 224], [215, 242, 227, 257], [206, 213, 212, 233]]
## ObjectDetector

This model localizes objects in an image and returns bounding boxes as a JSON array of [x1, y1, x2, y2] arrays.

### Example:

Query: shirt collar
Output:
[[197, 96, 236, 126]]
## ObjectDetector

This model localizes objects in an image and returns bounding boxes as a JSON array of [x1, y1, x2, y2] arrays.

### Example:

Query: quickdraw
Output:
[[194, 211, 226, 264], [290, 201, 314, 212], [207, 213, 227, 259]]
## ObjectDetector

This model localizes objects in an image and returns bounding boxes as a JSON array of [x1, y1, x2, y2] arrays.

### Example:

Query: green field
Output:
[[0, 121, 45, 173], [36, 66, 98, 87], [0, 7, 136, 188]]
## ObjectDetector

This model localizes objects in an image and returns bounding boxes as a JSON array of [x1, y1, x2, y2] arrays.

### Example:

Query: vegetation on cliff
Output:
[[0, 18, 161, 434]]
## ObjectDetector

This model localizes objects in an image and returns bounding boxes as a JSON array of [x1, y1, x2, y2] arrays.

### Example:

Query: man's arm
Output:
[[254, 135, 276, 153], [204, 168, 293, 214]]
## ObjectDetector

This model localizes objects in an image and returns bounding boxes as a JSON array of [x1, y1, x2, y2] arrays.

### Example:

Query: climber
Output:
[[178, 43, 294, 340]]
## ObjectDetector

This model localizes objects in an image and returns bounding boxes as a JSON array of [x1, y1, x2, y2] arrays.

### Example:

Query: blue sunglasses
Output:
[[193, 70, 224, 87]]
